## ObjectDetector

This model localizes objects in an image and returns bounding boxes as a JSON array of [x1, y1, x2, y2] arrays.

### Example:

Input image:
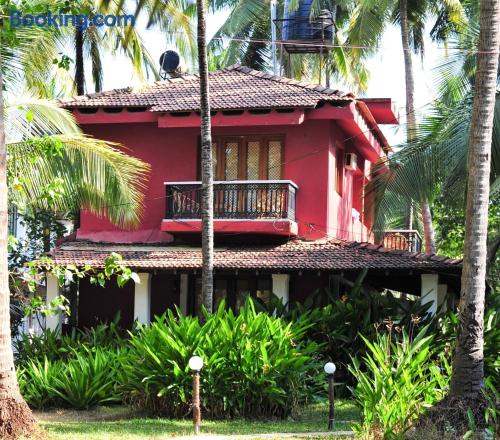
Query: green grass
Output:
[[35, 400, 359, 440]]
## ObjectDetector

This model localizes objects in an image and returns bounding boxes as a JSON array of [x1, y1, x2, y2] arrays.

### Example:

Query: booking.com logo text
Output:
[[9, 10, 135, 29]]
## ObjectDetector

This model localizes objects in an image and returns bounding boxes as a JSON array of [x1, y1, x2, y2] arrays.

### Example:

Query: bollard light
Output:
[[324, 362, 336, 375], [189, 356, 204, 434], [189, 355, 204, 372], [324, 362, 336, 431]]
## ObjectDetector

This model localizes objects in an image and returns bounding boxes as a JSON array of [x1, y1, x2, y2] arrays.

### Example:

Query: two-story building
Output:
[[47, 65, 462, 330]]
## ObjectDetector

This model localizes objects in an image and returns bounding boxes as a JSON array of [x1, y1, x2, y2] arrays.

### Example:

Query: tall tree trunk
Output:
[[0, 51, 36, 439], [75, 28, 85, 96], [197, 0, 214, 315], [399, 0, 436, 253], [420, 200, 436, 254], [450, 0, 500, 397]]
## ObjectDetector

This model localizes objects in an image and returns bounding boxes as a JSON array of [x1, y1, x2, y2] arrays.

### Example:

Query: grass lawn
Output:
[[34, 400, 359, 440]]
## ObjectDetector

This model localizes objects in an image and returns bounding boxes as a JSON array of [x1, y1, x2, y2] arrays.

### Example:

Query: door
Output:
[[209, 136, 284, 217]]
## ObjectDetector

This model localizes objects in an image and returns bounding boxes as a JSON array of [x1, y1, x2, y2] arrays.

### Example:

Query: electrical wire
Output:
[[88, 96, 433, 212], [155, 31, 498, 55]]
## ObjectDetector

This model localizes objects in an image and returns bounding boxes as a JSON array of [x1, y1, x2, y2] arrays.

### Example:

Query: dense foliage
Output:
[[120, 300, 320, 418], [257, 274, 437, 394], [349, 327, 451, 438], [16, 299, 320, 418], [18, 348, 122, 409]]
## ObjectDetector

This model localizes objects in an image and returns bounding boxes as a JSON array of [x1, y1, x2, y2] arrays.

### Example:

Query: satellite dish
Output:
[[159, 50, 180, 74]]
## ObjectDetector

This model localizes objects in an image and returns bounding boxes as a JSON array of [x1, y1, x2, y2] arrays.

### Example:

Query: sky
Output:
[[95, 9, 446, 146]]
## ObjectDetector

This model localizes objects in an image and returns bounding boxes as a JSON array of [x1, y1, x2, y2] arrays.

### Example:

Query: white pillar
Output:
[[272, 274, 290, 306], [134, 273, 151, 324], [179, 274, 188, 315], [46, 273, 61, 332], [438, 284, 448, 313], [421, 273, 439, 316]]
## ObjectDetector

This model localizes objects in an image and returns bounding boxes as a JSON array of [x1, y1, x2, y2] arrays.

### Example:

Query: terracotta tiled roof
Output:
[[59, 65, 354, 112], [49, 239, 462, 272]]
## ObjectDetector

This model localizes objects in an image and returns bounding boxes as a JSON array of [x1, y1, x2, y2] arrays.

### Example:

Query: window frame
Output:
[[198, 135, 285, 181]]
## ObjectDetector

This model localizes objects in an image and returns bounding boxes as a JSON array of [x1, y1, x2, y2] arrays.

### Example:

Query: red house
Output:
[[46, 65, 461, 330]]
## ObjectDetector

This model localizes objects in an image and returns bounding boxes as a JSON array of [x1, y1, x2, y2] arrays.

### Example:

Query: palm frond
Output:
[[5, 97, 81, 140], [8, 135, 149, 228]]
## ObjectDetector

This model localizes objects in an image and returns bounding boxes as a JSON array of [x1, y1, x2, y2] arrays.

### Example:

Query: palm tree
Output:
[[197, 0, 214, 314], [0, 103, 149, 440], [80, 0, 198, 95], [0, 56, 36, 440], [450, 0, 500, 397], [61, 0, 158, 95], [7, 99, 149, 226], [349, 0, 466, 253], [209, 0, 371, 92], [0, 24, 149, 435], [367, 9, 499, 257]]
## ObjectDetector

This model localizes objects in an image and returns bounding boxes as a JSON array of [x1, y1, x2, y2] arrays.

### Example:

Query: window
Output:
[[205, 136, 283, 181], [336, 149, 344, 196]]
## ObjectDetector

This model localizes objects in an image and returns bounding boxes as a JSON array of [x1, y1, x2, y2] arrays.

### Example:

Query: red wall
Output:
[[77, 119, 373, 243]]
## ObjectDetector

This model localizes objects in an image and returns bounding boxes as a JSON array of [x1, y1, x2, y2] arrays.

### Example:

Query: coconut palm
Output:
[[349, 0, 467, 253], [0, 22, 149, 435], [367, 9, 499, 249], [15, 0, 199, 97], [197, 0, 214, 314], [1, 97, 150, 440], [450, 0, 499, 397], [6, 98, 149, 226], [208, 0, 370, 92]]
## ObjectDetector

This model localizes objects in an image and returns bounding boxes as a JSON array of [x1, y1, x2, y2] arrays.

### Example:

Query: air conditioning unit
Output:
[[345, 153, 357, 171]]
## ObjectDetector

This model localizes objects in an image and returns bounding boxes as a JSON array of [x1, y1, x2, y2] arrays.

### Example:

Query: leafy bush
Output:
[[256, 272, 437, 393], [18, 357, 64, 408], [14, 317, 126, 365], [119, 299, 320, 418], [18, 348, 122, 409], [349, 326, 451, 439]]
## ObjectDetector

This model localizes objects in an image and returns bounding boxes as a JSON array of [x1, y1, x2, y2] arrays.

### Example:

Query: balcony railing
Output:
[[165, 180, 297, 221], [382, 230, 422, 253]]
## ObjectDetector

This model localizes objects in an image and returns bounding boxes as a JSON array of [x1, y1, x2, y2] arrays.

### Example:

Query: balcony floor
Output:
[[161, 219, 298, 236]]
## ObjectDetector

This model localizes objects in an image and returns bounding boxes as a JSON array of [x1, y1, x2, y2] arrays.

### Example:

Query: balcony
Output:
[[161, 180, 298, 236], [382, 230, 422, 253]]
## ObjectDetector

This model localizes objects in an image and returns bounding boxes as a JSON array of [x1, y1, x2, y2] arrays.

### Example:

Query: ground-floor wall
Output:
[[46, 269, 458, 330]]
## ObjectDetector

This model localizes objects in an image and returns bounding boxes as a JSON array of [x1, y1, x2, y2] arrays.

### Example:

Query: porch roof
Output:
[[49, 239, 462, 273]]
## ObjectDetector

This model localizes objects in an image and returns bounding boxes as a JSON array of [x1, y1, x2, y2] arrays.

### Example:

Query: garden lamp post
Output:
[[324, 362, 336, 430], [189, 356, 204, 435]]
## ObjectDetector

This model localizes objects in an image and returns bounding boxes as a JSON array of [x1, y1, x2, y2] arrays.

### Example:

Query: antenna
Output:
[[159, 50, 181, 79]]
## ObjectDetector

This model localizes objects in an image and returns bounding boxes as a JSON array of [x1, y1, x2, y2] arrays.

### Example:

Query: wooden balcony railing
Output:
[[165, 180, 297, 221], [382, 230, 422, 253]]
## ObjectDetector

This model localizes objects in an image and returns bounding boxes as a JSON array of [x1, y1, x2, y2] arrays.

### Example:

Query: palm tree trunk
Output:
[[420, 200, 436, 254], [197, 0, 214, 315], [0, 51, 36, 439], [450, 0, 500, 397], [399, 0, 436, 253], [75, 28, 85, 96]]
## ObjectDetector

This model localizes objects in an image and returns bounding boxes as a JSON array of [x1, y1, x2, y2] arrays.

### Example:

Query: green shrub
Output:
[[14, 317, 127, 365], [349, 326, 451, 439], [18, 357, 63, 408], [18, 348, 122, 409], [256, 273, 437, 394], [119, 298, 320, 418]]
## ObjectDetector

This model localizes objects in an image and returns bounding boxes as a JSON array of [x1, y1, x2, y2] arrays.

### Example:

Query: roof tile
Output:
[[49, 239, 462, 272], [60, 65, 353, 112]]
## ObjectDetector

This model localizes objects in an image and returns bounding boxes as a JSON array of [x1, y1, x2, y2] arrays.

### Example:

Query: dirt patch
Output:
[[408, 394, 491, 439], [0, 397, 36, 439], [34, 406, 138, 423]]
